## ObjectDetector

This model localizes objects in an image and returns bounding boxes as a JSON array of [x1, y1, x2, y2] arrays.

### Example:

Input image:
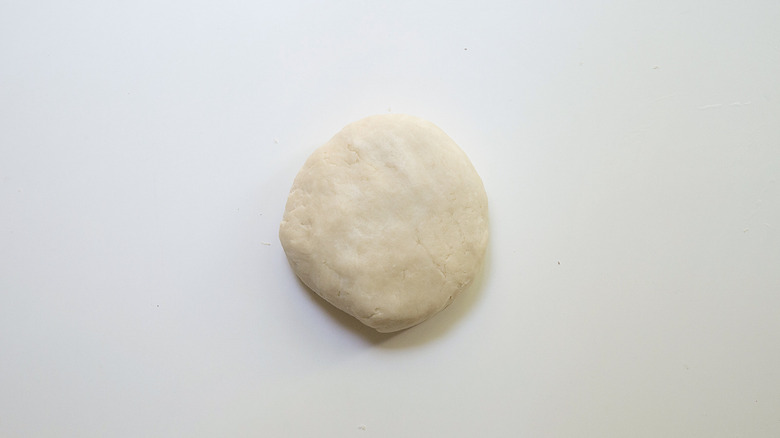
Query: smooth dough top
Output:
[[279, 114, 488, 332]]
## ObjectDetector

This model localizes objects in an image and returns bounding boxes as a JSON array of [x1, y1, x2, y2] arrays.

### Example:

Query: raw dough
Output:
[[279, 114, 488, 332]]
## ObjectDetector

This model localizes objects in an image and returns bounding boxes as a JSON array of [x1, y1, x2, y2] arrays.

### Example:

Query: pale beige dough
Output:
[[279, 114, 488, 332]]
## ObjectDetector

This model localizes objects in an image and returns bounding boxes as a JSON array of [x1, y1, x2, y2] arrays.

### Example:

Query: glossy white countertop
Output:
[[1, 1, 779, 436]]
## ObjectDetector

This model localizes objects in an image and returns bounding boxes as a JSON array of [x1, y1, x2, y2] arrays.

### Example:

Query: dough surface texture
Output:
[[279, 114, 488, 333]]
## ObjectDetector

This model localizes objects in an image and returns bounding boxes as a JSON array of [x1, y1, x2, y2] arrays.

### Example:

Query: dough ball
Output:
[[279, 114, 488, 333]]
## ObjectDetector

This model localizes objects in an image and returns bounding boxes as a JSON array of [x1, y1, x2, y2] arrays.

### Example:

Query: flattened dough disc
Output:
[[279, 114, 488, 333]]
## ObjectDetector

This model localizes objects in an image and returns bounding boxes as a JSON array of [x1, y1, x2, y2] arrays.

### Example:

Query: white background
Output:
[[1, 0, 779, 436]]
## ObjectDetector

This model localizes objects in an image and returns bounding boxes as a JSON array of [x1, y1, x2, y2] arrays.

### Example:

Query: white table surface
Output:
[[2, 1, 779, 436]]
